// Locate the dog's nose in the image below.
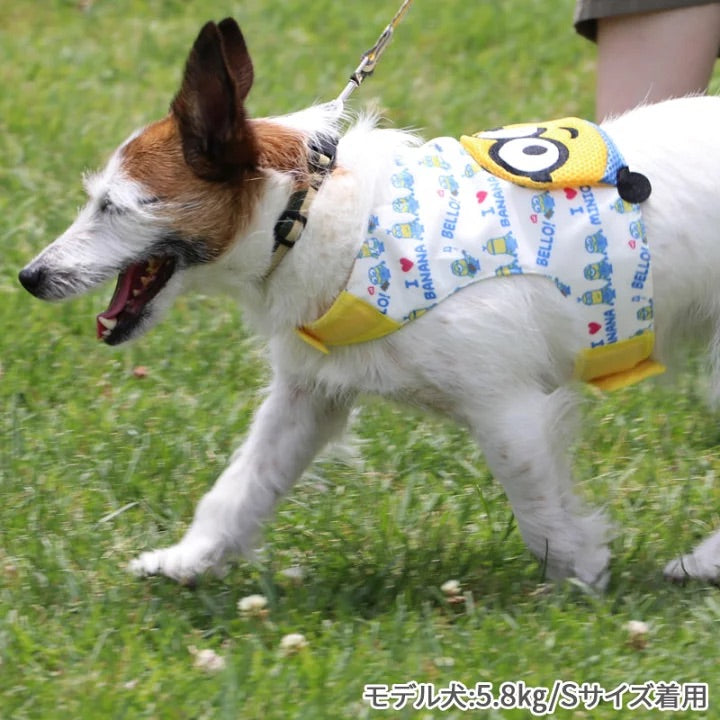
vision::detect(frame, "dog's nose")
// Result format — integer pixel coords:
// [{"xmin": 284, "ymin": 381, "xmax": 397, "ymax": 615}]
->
[{"xmin": 18, "ymin": 265, "xmax": 46, "ymax": 295}]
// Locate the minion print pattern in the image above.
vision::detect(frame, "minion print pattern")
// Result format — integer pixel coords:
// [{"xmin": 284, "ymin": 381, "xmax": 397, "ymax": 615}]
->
[{"xmin": 298, "ymin": 123, "xmax": 663, "ymax": 390}]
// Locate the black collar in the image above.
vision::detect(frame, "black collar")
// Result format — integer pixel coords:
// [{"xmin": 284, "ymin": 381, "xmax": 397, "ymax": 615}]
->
[{"xmin": 265, "ymin": 135, "xmax": 338, "ymax": 278}]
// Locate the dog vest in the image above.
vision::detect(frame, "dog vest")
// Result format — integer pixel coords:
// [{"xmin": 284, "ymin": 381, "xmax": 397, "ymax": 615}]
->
[{"xmin": 297, "ymin": 117, "xmax": 665, "ymax": 391}]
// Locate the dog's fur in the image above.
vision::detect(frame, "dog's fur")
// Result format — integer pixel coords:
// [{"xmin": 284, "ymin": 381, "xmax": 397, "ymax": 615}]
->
[{"xmin": 19, "ymin": 19, "xmax": 720, "ymax": 588}]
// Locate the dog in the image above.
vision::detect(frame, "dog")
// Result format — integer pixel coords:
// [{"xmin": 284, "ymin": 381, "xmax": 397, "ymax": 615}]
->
[{"xmin": 18, "ymin": 17, "xmax": 720, "ymax": 588}]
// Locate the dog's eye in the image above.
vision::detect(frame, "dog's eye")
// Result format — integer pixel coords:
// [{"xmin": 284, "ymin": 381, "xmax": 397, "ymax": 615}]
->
[
  {"xmin": 139, "ymin": 196, "xmax": 161, "ymax": 207},
  {"xmin": 98, "ymin": 195, "xmax": 120, "ymax": 214},
  {"xmin": 99, "ymin": 196, "xmax": 113, "ymax": 213}
]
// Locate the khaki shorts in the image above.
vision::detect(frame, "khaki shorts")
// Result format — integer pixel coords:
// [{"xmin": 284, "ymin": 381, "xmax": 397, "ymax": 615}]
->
[{"xmin": 574, "ymin": 0, "xmax": 720, "ymax": 40}]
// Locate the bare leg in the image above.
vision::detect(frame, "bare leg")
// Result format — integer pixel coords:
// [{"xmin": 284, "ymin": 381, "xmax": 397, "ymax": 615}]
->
[
  {"xmin": 596, "ymin": 5, "xmax": 720, "ymax": 120},
  {"xmin": 130, "ymin": 377, "xmax": 352, "ymax": 581}
]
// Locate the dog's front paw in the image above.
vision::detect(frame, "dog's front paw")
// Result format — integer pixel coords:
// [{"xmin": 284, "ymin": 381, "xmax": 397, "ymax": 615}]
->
[
  {"xmin": 129, "ymin": 537, "xmax": 227, "ymax": 582},
  {"xmin": 545, "ymin": 545, "xmax": 611, "ymax": 591},
  {"xmin": 574, "ymin": 554, "xmax": 611, "ymax": 592}
]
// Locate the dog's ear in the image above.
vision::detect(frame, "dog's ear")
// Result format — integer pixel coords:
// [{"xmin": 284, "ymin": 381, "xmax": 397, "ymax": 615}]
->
[
  {"xmin": 216, "ymin": 18, "xmax": 254, "ymax": 100},
  {"xmin": 171, "ymin": 18, "xmax": 257, "ymax": 181}
]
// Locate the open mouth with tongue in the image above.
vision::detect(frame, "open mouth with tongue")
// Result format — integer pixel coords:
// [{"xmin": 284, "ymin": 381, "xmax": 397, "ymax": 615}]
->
[{"xmin": 97, "ymin": 255, "xmax": 176, "ymax": 344}]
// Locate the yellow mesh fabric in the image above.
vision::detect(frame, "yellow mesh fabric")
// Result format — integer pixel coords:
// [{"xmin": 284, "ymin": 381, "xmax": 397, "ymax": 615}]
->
[{"xmin": 461, "ymin": 117, "xmax": 610, "ymax": 190}]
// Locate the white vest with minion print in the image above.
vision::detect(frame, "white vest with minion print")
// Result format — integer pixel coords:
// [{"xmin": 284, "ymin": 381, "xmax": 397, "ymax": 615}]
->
[{"xmin": 297, "ymin": 117, "xmax": 664, "ymax": 391}]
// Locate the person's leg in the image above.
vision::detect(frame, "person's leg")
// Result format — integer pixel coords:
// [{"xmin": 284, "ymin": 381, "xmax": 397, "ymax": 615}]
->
[{"xmin": 596, "ymin": 4, "xmax": 720, "ymax": 120}]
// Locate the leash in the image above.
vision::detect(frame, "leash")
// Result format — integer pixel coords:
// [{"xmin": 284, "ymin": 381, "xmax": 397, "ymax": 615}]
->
[
  {"xmin": 267, "ymin": 0, "xmax": 414, "ymax": 279},
  {"xmin": 335, "ymin": 0, "xmax": 415, "ymax": 107}
]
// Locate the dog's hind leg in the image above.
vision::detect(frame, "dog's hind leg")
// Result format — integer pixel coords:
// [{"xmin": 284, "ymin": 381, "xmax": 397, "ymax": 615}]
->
[
  {"xmin": 474, "ymin": 386, "xmax": 612, "ymax": 589},
  {"xmin": 661, "ymin": 322, "xmax": 720, "ymax": 583},
  {"xmin": 130, "ymin": 377, "xmax": 352, "ymax": 582},
  {"xmin": 664, "ymin": 530, "xmax": 720, "ymax": 583}
]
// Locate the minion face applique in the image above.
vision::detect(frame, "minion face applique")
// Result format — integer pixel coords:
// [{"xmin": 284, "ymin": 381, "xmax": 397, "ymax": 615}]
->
[{"xmin": 460, "ymin": 118, "xmax": 651, "ymax": 203}]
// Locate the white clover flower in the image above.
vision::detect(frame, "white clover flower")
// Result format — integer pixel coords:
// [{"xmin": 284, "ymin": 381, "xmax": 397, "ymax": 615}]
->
[
  {"xmin": 626, "ymin": 620, "xmax": 649, "ymax": 649},
  {"xmin": 626, "ymin": 619, "xmax": 649, "ymax": 635},
  {"xmin": 441, "ymin": 579, "xmax": 461, "ymax": 596},
  {"xmin": 280, "ymin": 632, "xmax": 308, "ymax": 653},
  {"xmin": 189, "ymin": 646, "xmax": 226, "ymax": 672},
  {"xmin": 280, "ymin": 565, "xmax": 305, "ymax": 583},
  {"xmin": 237, "ymin": 593, "xmax": 268, "ymax": 616}
]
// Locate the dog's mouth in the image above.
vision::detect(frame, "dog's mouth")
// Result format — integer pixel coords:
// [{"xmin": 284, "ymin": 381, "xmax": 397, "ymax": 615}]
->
[{"xmin": 97, "ymin": 255, "xmax": 176, "ymax": 344}]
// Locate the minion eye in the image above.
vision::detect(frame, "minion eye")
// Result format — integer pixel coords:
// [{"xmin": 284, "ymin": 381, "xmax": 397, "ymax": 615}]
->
[{"xmin": 488, "ymin": 136, "xmax": 569, "ymax": 182}]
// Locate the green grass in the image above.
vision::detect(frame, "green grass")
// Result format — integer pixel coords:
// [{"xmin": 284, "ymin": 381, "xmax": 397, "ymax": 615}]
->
[{"xmin": 2, "ymin": 1, "xmax": 720, "ymax": 718}]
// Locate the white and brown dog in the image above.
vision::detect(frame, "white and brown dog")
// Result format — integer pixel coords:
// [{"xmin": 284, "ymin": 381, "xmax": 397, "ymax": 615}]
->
[{"xmin": 19, "ymin": 18, "xmax": 720, "ymax": 587}]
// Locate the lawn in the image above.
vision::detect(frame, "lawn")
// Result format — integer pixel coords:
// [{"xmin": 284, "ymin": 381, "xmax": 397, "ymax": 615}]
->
[{"xmin": 2, "ymin": 1, "xmax": 720, "ymax": 718}]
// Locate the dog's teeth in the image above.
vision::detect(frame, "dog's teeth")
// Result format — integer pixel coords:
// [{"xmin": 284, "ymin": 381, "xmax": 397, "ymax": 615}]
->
[
  {"xmin": 102, "ymin": 329, "xmax": 111, "ymax": 339},
  {"xmin": 98, "ymin": 316, "xmax": 117, "ymax": 330},
  {"xmin": 140, "ymin": 275, "xmax": 153, "ymax": 287},
  {"xmin": 133, "ymin": 289, "xmax": 141, "ymax": 297}
]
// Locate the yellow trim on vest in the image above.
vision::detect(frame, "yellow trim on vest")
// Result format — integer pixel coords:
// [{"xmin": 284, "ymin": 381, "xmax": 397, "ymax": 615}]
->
[
  {"xmin": 591, "ymin": 358, "xmax": 666, "ymax": 391},
  {"xmin": 297, "ymin": 290, "xmax": 403, "ymax": 351},
  {"xmin": 574, "ymin": 332, "xmax": 666, "ymax": 390},
  {"xmin": 295, "ymin": 328, "xmax": 331, "ymax": 354},
  {"xmin": 298, "ymin": 294, "xmax": 665, "ymax": 391}
]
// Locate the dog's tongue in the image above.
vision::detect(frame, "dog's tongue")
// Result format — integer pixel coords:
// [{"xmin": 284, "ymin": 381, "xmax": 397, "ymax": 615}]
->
[
  {"xmin": 96, "ymin": 263, "xmax": 142, "ymax": 338},
  {"xmin": 96, "ymin": 256, "xmax": 177, "ymax": 340}
]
